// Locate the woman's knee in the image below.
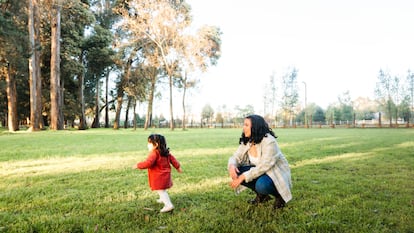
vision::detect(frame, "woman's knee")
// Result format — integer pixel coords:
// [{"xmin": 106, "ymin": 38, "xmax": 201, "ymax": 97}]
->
[{"xmin": 255, "ymin": 176, "xmax": 277, "ymax": 195}]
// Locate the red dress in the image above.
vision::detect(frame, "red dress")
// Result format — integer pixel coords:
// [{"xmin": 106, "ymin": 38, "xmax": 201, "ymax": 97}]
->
[{"xmin": 137, "ymin": 150, "xmax": 180, "ymax": 190}]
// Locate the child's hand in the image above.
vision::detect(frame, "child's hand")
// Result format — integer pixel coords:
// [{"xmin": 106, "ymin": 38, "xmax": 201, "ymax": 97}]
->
[
  {"xmin": 132, "ymin": 164, "xmax": 137, "ymax": 169},
  {"xmin": 177, "ymin": 167, "xmax": 183, "ymax": 173}
]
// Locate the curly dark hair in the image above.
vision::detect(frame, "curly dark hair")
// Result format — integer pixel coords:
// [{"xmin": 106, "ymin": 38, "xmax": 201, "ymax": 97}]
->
[
  {"xmin": 148, "ymin": 134, "xmax": 170, "ymax": 157},
  {"xmin": 239, "ymin": 114, "xmax": 277, "ymax": 145}
]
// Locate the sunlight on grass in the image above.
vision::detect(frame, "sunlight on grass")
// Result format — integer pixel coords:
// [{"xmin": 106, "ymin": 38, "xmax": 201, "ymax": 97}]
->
[
  {"xmin": 173, "ymin": 176, "xmax": 229, "ymax": 194},
  {"xmin": 0, "ymin": 147, "xmax": 233, "ymax": 179},
  {"xmin": 395, "ymin": 141, "xmax": 414, "ymax": 148},
  {"xmin": 291, "ymin": 152, "xmax": 374, "ymax": 168},
  {"xmin": 0, "ymin": 152, "xmax": 138, "ymax": 178},
  {"xmin": 100, "ymin": 176, "xmax": 230, "ymax": 205},
  {"xmin": 178, "ymin": 147, "xmax": 234, "ymax": 157}
]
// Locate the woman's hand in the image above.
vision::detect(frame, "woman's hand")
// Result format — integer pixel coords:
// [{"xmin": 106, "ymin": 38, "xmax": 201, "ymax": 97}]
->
[
  {"xmin": 228, "ymin": 165, "xmax": 239, "ymax": 180},
  {"xmin": 230, "ymin": 174, "xmax": 245, "ymax": 189}
]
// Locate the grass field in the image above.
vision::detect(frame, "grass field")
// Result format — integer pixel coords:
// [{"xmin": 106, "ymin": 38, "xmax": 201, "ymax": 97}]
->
[{"xmin": 0, "ymin": 128, "xmax": 413, "ymax": 233}]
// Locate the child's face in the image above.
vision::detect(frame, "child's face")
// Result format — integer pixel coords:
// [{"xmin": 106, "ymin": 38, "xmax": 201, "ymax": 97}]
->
[{"xmin": 147, "ymin": 142, "xmax": 155, "ymax": 151}]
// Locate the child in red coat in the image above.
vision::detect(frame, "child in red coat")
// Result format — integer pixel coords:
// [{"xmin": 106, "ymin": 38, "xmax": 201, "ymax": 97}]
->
[{"xmin": 134, "ymin": 134, "xmax": 182, "ymax": 213}]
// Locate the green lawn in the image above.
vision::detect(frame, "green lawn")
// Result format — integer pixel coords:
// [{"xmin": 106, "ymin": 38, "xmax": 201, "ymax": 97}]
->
[{"xmin": 0, "ymin": 128, "xmax": 413, "ymax": 233}]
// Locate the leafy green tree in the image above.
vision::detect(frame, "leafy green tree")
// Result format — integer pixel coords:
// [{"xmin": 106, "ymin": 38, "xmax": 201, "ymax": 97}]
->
[
  {"xmin": 297, "ymin": 103, "xmax": 325, "ymax": 126},
  {"xmin": 124, "ymin": 65, "xmax": 152, "ymax": 129},
  {"xmin": 325, "ymin": 104, "xmax": 342, "ymax": 126},
  {"xmin": 90, "ymin": 0, "xmax": 121, "ymax": 128},
  {"xmin": 84, "ymin": 25, "xmax": 114, "ymax": 128},
  {"xmin": 312, "ymin": 105, "xmax": 326, "ymax": 123},
  {"xmin": 0, "ymin": 0, "xmax": 28, "ymax": 131},
  {"xmin": 62, "ymin": 0, "xmax": 95, "ymax": 129}
]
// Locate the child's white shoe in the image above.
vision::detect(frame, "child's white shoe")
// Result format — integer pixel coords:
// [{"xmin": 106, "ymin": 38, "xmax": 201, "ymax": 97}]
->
[
  {"xmin": 160, "ymin": 205, "xmax": 174, "ymax": 213},
  {"xmin": 156, "ymin": 199, "xmax": 163, "ymax": 203}
]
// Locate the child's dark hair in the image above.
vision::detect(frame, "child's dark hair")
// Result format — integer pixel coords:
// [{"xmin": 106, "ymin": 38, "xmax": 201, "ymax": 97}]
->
[
  {"xmin": 148, "ymin": 134, "xmax": 170, "ymax": 157},
  {"xmin": 239, "ymin": 114, "xmax": 277, "ymax": 145}
]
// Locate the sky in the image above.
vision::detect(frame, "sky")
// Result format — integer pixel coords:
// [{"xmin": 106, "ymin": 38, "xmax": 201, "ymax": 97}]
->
[{"xmin": 175, "ymin": 0, "xmax": 414, "ymax": 117}]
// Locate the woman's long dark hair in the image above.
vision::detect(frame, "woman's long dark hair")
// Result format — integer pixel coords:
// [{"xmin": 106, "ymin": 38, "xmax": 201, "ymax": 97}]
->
[
  {"xmin": 239, "ymin": 114, "xmax": 277, "ymax": 145},
  {"xmin": 148, "ymin": 134, "xmax": 170, "ymax": 157}
]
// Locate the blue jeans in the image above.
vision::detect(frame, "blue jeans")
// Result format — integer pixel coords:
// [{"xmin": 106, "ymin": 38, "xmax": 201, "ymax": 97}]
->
[{"xmin": 238, "ymin": 165, "xmax": 279, "ymax": 196}]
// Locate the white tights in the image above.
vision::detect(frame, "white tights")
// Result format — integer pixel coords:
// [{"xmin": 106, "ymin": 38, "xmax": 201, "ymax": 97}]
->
[{"xmin": 156, "ymin": 190, "xmax": 173, "ymax": 208}]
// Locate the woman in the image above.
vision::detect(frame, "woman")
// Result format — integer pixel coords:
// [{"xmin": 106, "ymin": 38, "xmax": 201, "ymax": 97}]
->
[{"xmin": 228, "ymin": 114, "xmax": 292, "ymax": 209}]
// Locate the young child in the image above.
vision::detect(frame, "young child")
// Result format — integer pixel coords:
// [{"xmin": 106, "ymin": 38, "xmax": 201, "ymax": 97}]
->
[{"xmin": 133, "ymin": 134, "xmax": 182, "ymax": 213}]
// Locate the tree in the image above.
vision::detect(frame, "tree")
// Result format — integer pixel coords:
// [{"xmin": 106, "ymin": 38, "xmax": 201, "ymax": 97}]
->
[
  {"xmin": 375, "ymin": 69, "xmax": 396, "ymax": 127},
  {"xmin": 280, "ymin": 67, "xmax": 299, "ymax": 126},
  {"xmin": 124, "ymin": 65, "xmax": 151, "ymax": 129},
  {"xmin": 113, "ymin": 54, "xmax": 132, "ymax": 129},
  {"xmin": 297, "ymin": 103, "xmax": 323, "ymax": 126},
  {"xmin": 263, "ymin": 72, "xmax": 277, "ymax": 118},
  {"xmin": 143, "ymin": 66, "xmax": 159, "ymax": 130},
  {"xmin": 0, "ymin": 0, "xmax": 28, "ymax": 131},
  {"xmin": 178, "ymin": 25, "xmax": 221, "ymax": 130},
  {"xmin": 234, "ymin": 105, "xmax": 255, "ymax": 119},
  {"xmin": 325, "ymin": 104, "xmax": 341, "ymax": 126},
  {"xmin": 337, "ymin": 91, "xmax": 354, "ymax": 123},
  {"xmin": 84, "ymin": 25, "xmax": 114, "ymax": 128},
  {"xmin": 61, "ymin": 0, "xmax": 95, "ymax": 130},
  {"xmin": 201, "ymin": 104, "xmax": 214, "ymax": 127},
  {"xmin": 3, "ymin": 62, "xmax": 18, "ymax": 131},
  {"xmin": 49, "ymin": 0, "xmax": 63, "ymax": 130},
  {"xmin": 312, "ymin": 105, "xmax": 326, "ymax": 123},
  {"xmin": 117, "ymin": 0, "xmax": 192, "ymax": 130},
  {"xmin": 354, "ymin": 97, "xmax": 376, "ymax": 121},
  {"xmin": 28, "ymin": 0, "xmax": 43, "ymax": 131},
  {"xmin": 406, "ymin": 70, "xmax": 414, "ymax": 126},
  {"xmin": 90, "ymin": 0, "xmax": 119, "ymax": 128}
]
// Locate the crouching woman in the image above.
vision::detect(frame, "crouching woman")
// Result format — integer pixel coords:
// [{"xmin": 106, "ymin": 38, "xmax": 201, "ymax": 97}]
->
[{"xmin": 228, "ymin": 114, "xmax": 292, "ymax": 209}]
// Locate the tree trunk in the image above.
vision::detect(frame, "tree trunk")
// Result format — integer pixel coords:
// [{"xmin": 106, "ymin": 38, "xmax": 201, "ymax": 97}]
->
[
  {"xmin": 133, "ymin": 98, "xmax": 137, "ymax": 130},
  {"xmin": 168, "ymin": 74, "xmax": 174, "ymax": 130},
  {"xmin": 182, "ymin": 75, "xmax": 187, "ymax": 130},
  {"xmin": 5, "ymin": 63, "xmax": 18, "ymax": 132},
  {"xmin": 78, "ymin": 68, "xmax": 87, "ymax": 130},
  {"xmin": 114, "ymin": 59, "xmax": 132, "ymax": 129},
  {"xmin": 92, "ymin": 76, "xmax": 100, "ymax": 128},
  {"xmin": 50, "ymin": 1, "xmax": 63, "ymax": 130},
  {"xmin": 144, "ymin": 75, "xmax": 156, "ymax": 130},
  {"xmin": 113, "ymin": 87, "xmax": 123, "ymax": 130},
  {"xmin": 59, "ymin": 78, "xmax": 65, "ymax": 128},
  {"xmin": 124, "ymin": 96, "xmax": 131, "ymax": 128},
  {"xmin": 28, "ymin": 0, "xmax": 42, "ymax": 131},
  {"xmin": 105, "ymin": 70, "xmax": 109, "ymax": 128}
]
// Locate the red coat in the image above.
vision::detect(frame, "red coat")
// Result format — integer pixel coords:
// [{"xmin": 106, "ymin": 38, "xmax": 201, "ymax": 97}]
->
[{"xmin": 137, "ymin": 150, "xmax": 180, "ymax": 190}]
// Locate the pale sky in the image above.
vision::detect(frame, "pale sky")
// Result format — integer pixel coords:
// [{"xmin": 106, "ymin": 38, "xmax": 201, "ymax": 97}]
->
[{"xmin": 177, "ymin": 0, "xmax": 414, "ymax": 116}]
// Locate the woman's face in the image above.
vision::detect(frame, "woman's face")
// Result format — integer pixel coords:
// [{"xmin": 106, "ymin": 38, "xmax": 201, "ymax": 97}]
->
[{"xmin": 243, "ymin": 118, "xmax": 252, "ymax": 138}]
